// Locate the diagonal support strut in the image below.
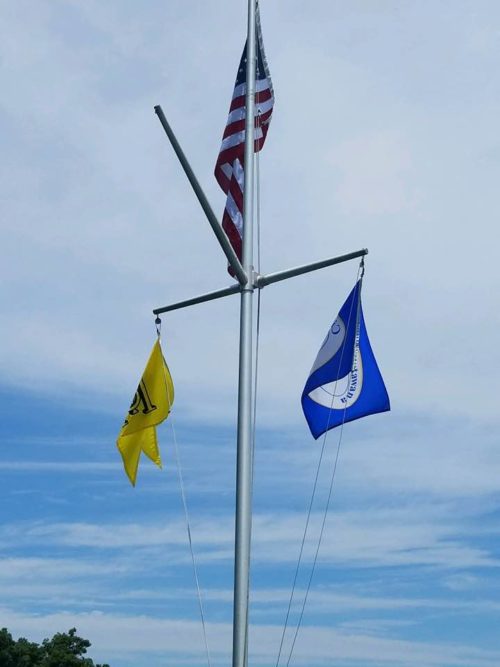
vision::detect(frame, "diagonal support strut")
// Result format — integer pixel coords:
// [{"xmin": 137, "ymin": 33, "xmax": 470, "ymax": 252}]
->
[{"xmin": 154, "ymin": 105, "xmax": 247, "ymax": 286}]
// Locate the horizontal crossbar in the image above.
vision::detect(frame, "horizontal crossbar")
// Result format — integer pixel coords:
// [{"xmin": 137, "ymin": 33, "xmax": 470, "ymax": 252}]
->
[
  {"xmin": 256, "ymin": 248, "xmax": 368, "ymax": 287},
  {"xmin": 153, "ymin": 284, "xmax": 241, "ymax": 315},
  {"xmin": 153, "ymin": 248, "xmax": 368, "ymax": 315}
]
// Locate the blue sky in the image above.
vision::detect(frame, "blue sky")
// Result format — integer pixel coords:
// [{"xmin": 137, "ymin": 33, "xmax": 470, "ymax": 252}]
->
[{"xmin": 1, "ymin": 1, "xmax": 500, "ymax": 665}]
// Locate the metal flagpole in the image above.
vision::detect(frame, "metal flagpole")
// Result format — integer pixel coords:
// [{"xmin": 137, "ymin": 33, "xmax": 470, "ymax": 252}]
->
[
  {"xmin": 152, "ymin": 4, "xmax": 370, "ymax": 666},
  {"xmin": 232, "ymin": 1, "xmax": 257, "ymax": 666}
]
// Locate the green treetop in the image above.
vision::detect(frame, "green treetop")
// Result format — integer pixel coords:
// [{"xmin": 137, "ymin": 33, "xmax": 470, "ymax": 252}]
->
[{"xmin": 0, "ymin": 628, "xmax": 110, "ymax": 667}]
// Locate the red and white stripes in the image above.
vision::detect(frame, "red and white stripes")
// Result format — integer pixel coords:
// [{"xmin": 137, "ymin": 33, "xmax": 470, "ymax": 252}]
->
[{"xmin": 214, "ymin": 5, "xmax": 274, "ymax": 274}]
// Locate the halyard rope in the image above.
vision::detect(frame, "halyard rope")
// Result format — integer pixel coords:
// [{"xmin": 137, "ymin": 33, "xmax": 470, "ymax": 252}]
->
[
  {"xmin": 276, "ymin": 261, "xmax": 364, "ymax": 667},
  {"xmin": 156, "ymin": 330, "xmax": 212, "ymax": 667},
  {"xmin": 170, "ymin": 416, "xmax": 212, "ymax": 667}
]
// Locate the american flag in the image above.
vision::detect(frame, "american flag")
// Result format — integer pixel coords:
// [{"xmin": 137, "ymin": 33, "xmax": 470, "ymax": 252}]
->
[{"xmin": 214, "ymin": 4, "xmax": 274, "ymax": 273}]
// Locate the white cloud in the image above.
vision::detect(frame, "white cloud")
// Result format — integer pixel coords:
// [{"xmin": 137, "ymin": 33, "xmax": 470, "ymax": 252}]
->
[
  {"xmin": 3, "ymin": 501, "xmax": 496, "ymax": 570},
  {"xmin": 0, "ymin": 461, "xmax": 116, "ymax": 472},
  {"xmin": 2, "ymin": 606, "xmax": 500, "ymax": 667},
  {"xmin": 0, "ymin": 556, "xmax": 126, "ymax": 580},
  {"xmin": 1, "ymin": 2, "xmax": 500, "ymax": 664},
  {"xmin": 329, "ymin": 130, "xmax": 418, "ymax": 216},
  {"xmin": 1, "ymin": 0, "xmax": 499, "ymax": 427}
]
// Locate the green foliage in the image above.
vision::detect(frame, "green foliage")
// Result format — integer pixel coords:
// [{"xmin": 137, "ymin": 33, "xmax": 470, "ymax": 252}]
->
[
  {"xmin": 0, "ymin": 628, "xmax": 110, "ymax": 667},
  {"xmin": 0, "ymin": 628, "xmax": 41, "ymax": 667}
]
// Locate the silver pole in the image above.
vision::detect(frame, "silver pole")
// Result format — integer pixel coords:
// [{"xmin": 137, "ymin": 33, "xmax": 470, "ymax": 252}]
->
[{"xmin": 232, "ymin": 1, "xmax": 257, "ymax": 666}]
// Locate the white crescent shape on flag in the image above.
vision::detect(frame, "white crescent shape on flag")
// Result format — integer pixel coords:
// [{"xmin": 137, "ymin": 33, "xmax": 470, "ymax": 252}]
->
[
  {"xmin": 309, "ymin": 316, "xmax": 346, "ymax": 374},
  {"xmin": 308, "ymin": 349, "xmax": 363, "ymax": 410}
]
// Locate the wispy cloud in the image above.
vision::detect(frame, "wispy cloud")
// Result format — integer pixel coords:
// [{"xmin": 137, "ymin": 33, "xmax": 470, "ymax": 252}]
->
[
  {"xmin": 2, "ymin": 502, "xmax": 497, "ymax": 570},
  {"xmin": 2, "ymin": 606, "xmax": 500, "ymax": 667},
  {"xmin": 0, "ymin": 462, "xmax": 117, "ymax": 472},
  {"xmin": 1, "ymin": 1, "xmax": 499, "ymax": 664}
]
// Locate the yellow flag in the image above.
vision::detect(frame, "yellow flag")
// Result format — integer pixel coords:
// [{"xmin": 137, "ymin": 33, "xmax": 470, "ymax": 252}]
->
[{"xmin": 117, "ymin": 339, "xmax": 174, "ymax": 485}]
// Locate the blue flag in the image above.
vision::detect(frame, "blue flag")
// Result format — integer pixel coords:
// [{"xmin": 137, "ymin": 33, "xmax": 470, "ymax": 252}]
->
[{"xmin": 302, "ymin": 281, "xmax": 390, "ymax": 439}]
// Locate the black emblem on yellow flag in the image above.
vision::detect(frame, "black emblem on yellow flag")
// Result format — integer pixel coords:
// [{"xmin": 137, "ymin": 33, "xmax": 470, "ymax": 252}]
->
[{"xmin": 129, "ymin": 380, "xmax": 157, "ymax": 416}]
